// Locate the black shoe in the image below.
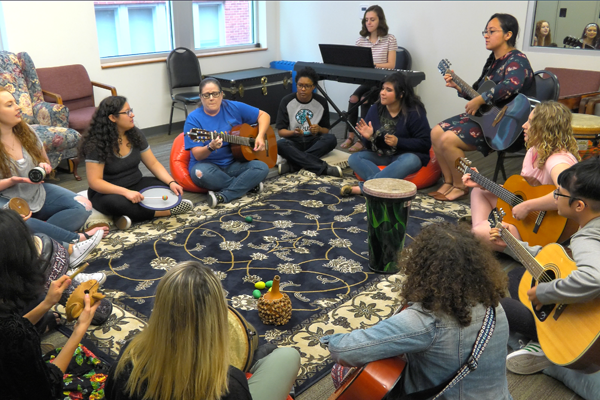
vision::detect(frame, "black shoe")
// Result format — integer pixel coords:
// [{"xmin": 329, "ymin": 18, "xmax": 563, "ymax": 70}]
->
[
  {"xmin": 208, "ymin": 191, "xmax": 226, "ymax": 208},
  {"xmin": 325, "ymin": 165, "xmax": 343, "ymax": 177},
  {"xmin": 249, "ymin": 182, "xmax": 264, "ymax": 194}
]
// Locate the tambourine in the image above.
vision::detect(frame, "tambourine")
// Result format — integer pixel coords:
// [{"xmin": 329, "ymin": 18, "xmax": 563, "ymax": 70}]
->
[
  {"xmin": 5, "ymin": 197, "xmax": 30, "ymax": 216},
  {"xmin": 139, "ymin": 186, "xmax": 182, "ymax": 211}
]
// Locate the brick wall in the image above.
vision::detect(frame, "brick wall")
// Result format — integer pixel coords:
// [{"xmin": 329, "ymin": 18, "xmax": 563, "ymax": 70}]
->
[{"xmin": 224, "ymin": 1, "xmax": 252, "ymax": 45}]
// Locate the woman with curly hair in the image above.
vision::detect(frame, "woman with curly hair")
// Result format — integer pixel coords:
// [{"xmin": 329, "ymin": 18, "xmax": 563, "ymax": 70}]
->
[
  {"xmin": 80, "ymin": 96, "xmax": 193, "ymax": 230},
  {"xmin": 106, "ymin": 261, "xmax": 300, "ymax": 400},
  {"xmin": 0, "ymin": 86, "xmax": 105, "ymax": 266},
  {"xmin": 462, "ymin": 101, "xmax": 580, "ymax": 251},
  {"xmin": 321, "ymin": 222, "xmax": 511, "ymax": 398}
]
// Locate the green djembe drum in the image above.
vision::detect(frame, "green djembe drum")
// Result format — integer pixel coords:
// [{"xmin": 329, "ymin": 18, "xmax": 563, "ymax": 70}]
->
[{"xmin": 363, "ymin": 178, "xmax": 417, "ymax": 273}]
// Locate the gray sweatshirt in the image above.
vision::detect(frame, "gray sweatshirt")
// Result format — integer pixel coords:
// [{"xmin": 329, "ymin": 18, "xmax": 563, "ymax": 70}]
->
[{"xmin": 503, "ymin": 216, "xmax": 600, "ymax": 304}]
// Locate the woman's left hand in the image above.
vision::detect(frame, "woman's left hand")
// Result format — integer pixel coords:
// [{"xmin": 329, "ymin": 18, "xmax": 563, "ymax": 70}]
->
[
  {"xmin": 254, "ymin": 136, "xmax": 266, "ymax": 152},
  {"xmin": 511, "ymin": 202, "xmax": 530, "ymax": 220},
  {"xmin": 465, "ymin": 96, "xmax": 485, "ymax": 116},
  {"xmin": 384, "ymin": 134, "xmax": 398, "ymax": 147},
  {"xmin": 39, "ymin": 162, "xmax": 52, "ymax": 174},
  {"xmin": 169, "ymin": 181, "xmax": 184, "ymax": 196}
]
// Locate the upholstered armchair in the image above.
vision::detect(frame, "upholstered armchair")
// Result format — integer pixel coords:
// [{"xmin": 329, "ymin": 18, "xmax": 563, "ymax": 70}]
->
[{"xmin": 0, "ymin": 51, "xmax": 82, "ymax": 180}]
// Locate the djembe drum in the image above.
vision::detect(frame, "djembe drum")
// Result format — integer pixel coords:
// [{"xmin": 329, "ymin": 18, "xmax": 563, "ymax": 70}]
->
[
  {"xmin": 571, "ymin": 113, "xmax": 600, "ymax": 160},
  {"xmin": 363, "ymin": 178, "xmax": 417, "ymax": 274},
  {"xmin": 228, "ymin": 305, "xmax": 258, "ymax": 372}
]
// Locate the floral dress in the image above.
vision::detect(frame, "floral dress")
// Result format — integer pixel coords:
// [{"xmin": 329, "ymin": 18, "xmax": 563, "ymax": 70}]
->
[{"xmin": 438, "ymin": 50, "xmax": 534, "ymax": 156}]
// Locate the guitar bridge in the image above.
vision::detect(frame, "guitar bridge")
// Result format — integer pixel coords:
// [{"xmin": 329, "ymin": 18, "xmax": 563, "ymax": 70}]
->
[
  {"xmin": 553, "ymin": 304, "xmax": 567, "ymax": 320},
  {"xmin": 533, "ymin": 211, "xmax": 545, "ymax": 234}
]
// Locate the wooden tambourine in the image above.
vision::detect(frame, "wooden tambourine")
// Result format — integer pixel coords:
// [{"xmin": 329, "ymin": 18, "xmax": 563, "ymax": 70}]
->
[{"xmin": 6, "ymin": 197, "xmax": 30, "ymax": 216}]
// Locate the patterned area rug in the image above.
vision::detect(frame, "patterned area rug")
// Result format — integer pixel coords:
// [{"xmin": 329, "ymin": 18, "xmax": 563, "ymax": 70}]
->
[{"xmin": 56, "ymin": 171, "xmax": 470, "ymax": 394}]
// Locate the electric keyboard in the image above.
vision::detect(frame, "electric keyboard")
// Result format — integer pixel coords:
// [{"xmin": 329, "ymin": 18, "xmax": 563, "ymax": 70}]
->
[{"xmin": 294, "ymin": 61, "xmax": 426, "ymax": 87}]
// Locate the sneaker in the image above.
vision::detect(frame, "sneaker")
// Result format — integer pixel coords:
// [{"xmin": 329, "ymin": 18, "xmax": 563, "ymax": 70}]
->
[
  {"xmin": 69, "ymin": 272, "xmax": 107, "ymax": 288},
  {"xmin": 115, "ymin": 215, "xmax": 132, "ymax": 230},
  {"xmin": 340, "ymin": 185, "xmax": 354, "ymax": 197},
  {"xmin": 69, "ymin": 230, "xmax": 103, "ymax": 268},
  {"xmin": 208, "ymin": 191, "xmax": 225, "ymax": 208},
  {"xmin": 249, "ymin": 182, "xmax": 264, "ymax": 194},
  {"xmin": 326, "ymin": 165, "xmax": 343, "ymax": 177},
  {"xmin": 506, "ymin": 341, "xmax": 553, "ymax": 374},
  {"xmin": 170, "ymin": 199, "xmax": 193, "ymax": 215}
]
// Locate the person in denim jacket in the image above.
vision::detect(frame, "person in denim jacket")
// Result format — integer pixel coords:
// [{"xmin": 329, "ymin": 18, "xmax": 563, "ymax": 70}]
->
[{"xmin": 321, "ymin": 222, "xmax": 512, "ymax": 399}]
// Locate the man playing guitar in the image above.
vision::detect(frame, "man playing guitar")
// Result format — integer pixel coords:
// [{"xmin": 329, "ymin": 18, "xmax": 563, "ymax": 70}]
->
[{"xmin": 492, "ymin": 157, "xmax": 600, "ymax": 381}]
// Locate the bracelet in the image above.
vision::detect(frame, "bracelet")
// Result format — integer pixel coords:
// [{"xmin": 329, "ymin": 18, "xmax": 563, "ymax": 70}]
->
[
  {"xmin": 207, "ymin": 144, "xmax": 215, "ymax": 152},
  {"xmin": 168, "ymin": 180, "xmax": 176, "ymax": 186}
]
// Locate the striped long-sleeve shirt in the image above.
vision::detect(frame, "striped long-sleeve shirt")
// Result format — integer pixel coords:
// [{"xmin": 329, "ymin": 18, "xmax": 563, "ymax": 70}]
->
[{"xmin": 355, "ymin": 34, "xmax": 397, "ymax": 65}]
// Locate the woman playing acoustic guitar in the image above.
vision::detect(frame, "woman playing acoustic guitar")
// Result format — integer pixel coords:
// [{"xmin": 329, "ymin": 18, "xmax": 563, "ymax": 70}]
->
[
  {"xmin": 322, "ymin": 222, "xmax": 511, "ymax": 399},
  {"xmin": 463, "ymin": 101, "xmax": 580, "ymax": 252},
  {"xmin": 184, "ymin": 78, "xmax": 270, "ymax": 208},
  {"xmin": 429, "ymin": 13, "xmax": 534, "ymax": 201}
]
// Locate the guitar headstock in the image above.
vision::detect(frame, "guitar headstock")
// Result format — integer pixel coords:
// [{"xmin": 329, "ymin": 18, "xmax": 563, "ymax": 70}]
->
[
  {"xmin": 186, "ymin": 128, "xmax": 218, "ymax": 142},
  {"xmin": 563, "ymin": 35, "xmax": 582, "ymax": 48},
  {"xmin": 454, "ymin": 157, "xmax": 472, "ymax": 174},
  {"xmin": 438, "ymin": 59, "xmax": 452, "ymax": 75},
  {"xmin": 488, "ymin": 208, "xmax": 506, "ymax": 230}
]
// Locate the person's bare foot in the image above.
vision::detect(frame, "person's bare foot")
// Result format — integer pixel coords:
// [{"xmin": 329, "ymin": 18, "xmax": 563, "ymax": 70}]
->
[
  {"xmin": 434, "ymin": 186, "xmax": 469, "ymax": 201},
  {"xmin": 78, "ymin": 225, "xmax": 109, "ymax": 241},
  {"xmin": 428, "ymin": 182, "xmax": 452, "ymax": 197}
]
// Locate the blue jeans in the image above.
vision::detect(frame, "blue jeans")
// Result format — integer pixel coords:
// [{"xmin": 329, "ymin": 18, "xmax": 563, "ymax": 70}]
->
[
  {"xmin": 348, "ymin": 151, "xmax": 422, "ymax": 191},
  {"xmin": 190, "ymin": 160, "xmax": 269, "ymax": 202},
  {"xmin": 0, "ymin": 183, "xmax": 90, "ymax": 244},
  {"xmin": 277, "ymin": 134, "xmax": 337, "ymax": 175}
]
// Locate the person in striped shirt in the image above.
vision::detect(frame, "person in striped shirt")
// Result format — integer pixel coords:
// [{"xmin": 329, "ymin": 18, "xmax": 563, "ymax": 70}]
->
[{"xmin": 342, "ymin": 5, "xmax": 397, "ymax": 153}]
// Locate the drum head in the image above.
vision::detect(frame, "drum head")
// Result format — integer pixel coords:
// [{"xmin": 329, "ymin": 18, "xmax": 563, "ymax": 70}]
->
[
  {"xmin": 8, "ymin": 197, "xmax": 30, "ymax": 216},
  {"xmin": 363, "ymin": 178, "xmax": 417, "ymax": 199},
  {"xmin": 228, "ymin": 306, "xmax": 253, "ymax": 372},
  {"xmin": 139, "ymin": 186, "xmax": 182, "ymax": 211}
]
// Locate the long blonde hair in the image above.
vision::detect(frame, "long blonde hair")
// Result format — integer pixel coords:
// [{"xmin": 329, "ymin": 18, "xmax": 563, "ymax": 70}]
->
[
  {"xmin": 0, "ymin": 86, "xmax": 45, "ymax": 177},
  {"xmin": 114, "ymin": 261, "xmax": 230, "ymax": 400},
  {"xmin": 526, "ymin": 101, "xmax": 580, "ymax": 167}
]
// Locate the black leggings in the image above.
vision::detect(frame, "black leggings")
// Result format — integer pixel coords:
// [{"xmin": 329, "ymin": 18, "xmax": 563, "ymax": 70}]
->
[
  {"xmin": 88, "ymin": 177, "xmax": 165, "ymax": 223},
  {"xmin": 500, "ymin": 267, "xmax": 538, "ymax": 341},
  {"xmin": 347, "ymin": 84, "xmax": 380, "ymax": 132}
]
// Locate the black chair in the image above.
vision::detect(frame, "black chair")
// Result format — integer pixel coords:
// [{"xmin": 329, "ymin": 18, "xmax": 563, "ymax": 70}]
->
[
  {"xmin": 492, "ymin": 70, "xmax": 560, "ymax": 182},
  {"xmin": 166, "ymin": 47, "xmax": 202, "ymax": 135},
  {"xmin": 395, "ymin": 46, "xmax": 412, "ymax": 70}
]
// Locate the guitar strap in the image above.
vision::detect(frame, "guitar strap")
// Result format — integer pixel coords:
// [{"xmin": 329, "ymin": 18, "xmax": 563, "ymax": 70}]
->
[{"xmin": 392, "ymin": 306, "xmax": 497, "ymax": 400}]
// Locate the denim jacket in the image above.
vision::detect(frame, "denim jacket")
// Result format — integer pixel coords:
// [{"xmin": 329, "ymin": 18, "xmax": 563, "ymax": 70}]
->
[{"xmin": 320, "ymin": 303, "xmax": 512, "ymax": 399}]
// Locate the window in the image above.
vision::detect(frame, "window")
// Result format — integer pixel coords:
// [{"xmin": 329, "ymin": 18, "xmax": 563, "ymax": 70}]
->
[{"xmin": 93, "ymin": 1, "xmax": 257, "ymax": 61}]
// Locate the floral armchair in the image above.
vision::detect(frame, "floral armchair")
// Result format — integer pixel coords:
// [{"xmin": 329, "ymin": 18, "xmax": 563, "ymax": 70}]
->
[{"xmin": 0, "ymin": 51, "xmax": 82, "ymax": 180}]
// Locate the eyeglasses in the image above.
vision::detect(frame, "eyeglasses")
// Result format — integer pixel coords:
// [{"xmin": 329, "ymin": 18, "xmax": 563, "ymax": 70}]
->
[
  {"xmin": 201, "ymin": 91, "xmax": 222, "ymax": 99},
  {"xmin": 297, "ymin": 84, "xmax": 314, "ymax": 90},
  {"xmin": 117, "ymin": 109, "xmax": 134, "ymax": 117},
  {"xmin": 553, "ymin": 189, "xmax": 587, "ymax": 206},
  {"xmin": 481, "ymin": 29, "xmax": 503, "ymax": 37}
]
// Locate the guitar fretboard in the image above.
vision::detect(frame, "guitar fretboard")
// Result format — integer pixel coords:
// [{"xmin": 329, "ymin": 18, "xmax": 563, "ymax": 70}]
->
[
  {"xmin": 189, "ymin": 129, "xmax": 254, "ymax": 147},
  {"xmin": 496, "ymin": 221, "xmax": 546, "ymax": 281},
  {"xmin": 460, "ymin": 166, "xmax": 522, "ymax": 207},
  {"xmin": 445, "ymin": 70, "xmax": 480, "ymax": 100}
]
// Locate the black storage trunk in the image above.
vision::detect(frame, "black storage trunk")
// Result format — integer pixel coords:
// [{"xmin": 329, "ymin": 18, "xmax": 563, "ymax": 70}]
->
[{"xmin": 206, "ymin": 68, "xmax": 293, "ymax": 122}]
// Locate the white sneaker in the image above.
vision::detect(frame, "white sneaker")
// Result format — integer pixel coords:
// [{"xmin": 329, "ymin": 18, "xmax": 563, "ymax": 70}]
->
[
  {"xmin": 506, "ymin": 341, "xmax": 553, "ymax": 374},
  {"xmin": 69, "ymin": 272, "xmax": 107, "ymax": 288},
  {"xmin": 69, "ymin": 230, "xmax": 103, "ymax": 268}
]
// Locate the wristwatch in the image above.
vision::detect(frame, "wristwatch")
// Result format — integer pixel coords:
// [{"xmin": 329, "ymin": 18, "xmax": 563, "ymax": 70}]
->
[{"xmin": 207, "ymin": 145, "xmax": 215, "ymax": 152}]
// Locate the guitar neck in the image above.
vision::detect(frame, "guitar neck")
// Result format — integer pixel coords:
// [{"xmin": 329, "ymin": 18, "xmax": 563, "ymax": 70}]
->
[
  {"xmin": 216, "ymin": 133, "xmax": 253, "ymax": 146},
  {"xmin": 466, "ymin": 170, "xmax": 521, "ymax": 207},
  {"xmin": 448, "ymin": 70, "xmax": 480, "ymax": 99},
  {"xmin": 496, "ymin": 222, "xmax": 545, "ymax": 281}
]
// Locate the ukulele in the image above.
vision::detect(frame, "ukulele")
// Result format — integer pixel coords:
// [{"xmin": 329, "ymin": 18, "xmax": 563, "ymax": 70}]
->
[
  {"xmin": 438, "ymin": 59, "xmax": 530, "ymax": 151},
  {"xmin": 489, "ymin": 209, "xmax": 600, "ymax": 373},
  {"xmin": 186, "ymin": 123, "xmax": 278, "ymax": 168},
  {"xmin": 456, "ymin": 157, "xmax": 577, "ymax": 247}
]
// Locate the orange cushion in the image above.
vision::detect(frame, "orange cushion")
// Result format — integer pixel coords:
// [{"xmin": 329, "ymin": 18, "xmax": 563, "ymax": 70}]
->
[
  {"xmin": 354, "ymin": 148, "xmax": 441, "ymax": 189},
  {"xmin": 169, "ymin": 133, "xmax": 207, "ymax": 193}
]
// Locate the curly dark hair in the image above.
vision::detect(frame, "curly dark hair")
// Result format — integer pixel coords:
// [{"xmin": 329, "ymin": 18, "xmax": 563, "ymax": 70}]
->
[
  {"xmin": 0, "ymin": 209, "xmax": 45, "ymax": 314},
  {"xmin": 399, "ymin": 222, "xmax": 507, "ymax": 326},
  {"xmin": 383, "ymin": 72, "xmax": 426, "ymax": 118},
  {"xmin": 295, "ymin": 66, "xmax": 319, "ymax": 86},
  {"xmin": 79, "ymin": 96, "xmax": 143, "ymax": 162}
]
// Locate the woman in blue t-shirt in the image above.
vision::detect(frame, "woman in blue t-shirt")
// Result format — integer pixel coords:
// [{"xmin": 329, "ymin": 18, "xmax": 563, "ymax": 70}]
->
[
  {"xmin": 183, "ymin": 78, "xmax": 270, "ymax": 208},
  {"xmin": 81, "ymin": 96, "xmax": 192, "ymax": 230}
]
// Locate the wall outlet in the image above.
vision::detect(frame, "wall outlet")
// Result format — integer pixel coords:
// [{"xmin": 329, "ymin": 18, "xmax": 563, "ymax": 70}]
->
[{"xmin": 360, "ymin": 3, "xmax": 369, "ymax": 19}]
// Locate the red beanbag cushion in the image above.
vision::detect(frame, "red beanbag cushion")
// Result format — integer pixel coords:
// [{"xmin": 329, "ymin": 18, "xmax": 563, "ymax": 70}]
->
[
  {"xmin": 354, "ymin": 147, "xmax": 441, "ymax": 189},
  {"xmin": 169, "ymin": 133, "xmax": 208, "ymax": 193}
]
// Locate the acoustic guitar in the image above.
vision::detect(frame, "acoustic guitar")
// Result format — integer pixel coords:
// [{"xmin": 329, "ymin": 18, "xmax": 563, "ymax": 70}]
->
[
  {"xmin": 186, "ymin": 123, "xmax": 278, "ymax": 168},
  {"xmin": 327, "ymin": 356, "xmax": 406, "ymax": 400},
  {"xmin": 456, "ymin": 157, "xmax": 577, "ymax": 246},
  {"xmin": 563, "ymin": 35, "xmax": 585, "ymax": 48},
  {"xmin": 437, "ymin": 59, "xmax": 530, "ymax": 151},
  {"xmin": 489, "ymin": 209, "xmax": 600, "ymax": 373}
]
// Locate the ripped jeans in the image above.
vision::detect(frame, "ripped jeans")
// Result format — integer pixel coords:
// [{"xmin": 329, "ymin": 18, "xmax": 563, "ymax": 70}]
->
[{"xmin": 0, "ymin": 183, "xmax": 91, "ymax": 244}]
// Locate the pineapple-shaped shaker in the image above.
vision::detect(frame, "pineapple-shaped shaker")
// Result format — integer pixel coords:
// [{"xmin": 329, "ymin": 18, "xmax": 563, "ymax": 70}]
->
[{"xmin": 257, "ymin": 275, "xmax": 292, "ymax": 325}]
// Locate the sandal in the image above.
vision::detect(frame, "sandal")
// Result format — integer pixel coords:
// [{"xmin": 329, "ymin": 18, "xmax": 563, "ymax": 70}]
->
[
  {"xmin": 340, "ymin": 137, "xmax": 355, "ymax": 149},
  {"xmin": 348, "ymin": 141, "xmax": 364, "ymax": 152},
  {"xmin": 433, "ymin": 186, "xmax": 470, "ymax": 201},
  {"xmin": 427, "ymin": 182, "xmax": 453, "ymax": 197}
]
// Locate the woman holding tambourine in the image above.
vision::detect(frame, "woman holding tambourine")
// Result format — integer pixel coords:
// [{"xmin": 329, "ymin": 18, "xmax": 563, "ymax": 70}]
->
[{"xmin": 80, "ymin": 96, "xmax": 193, "ymax": 230}]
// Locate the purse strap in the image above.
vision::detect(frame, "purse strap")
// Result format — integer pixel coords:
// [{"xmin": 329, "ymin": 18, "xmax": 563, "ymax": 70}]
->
[{"xmin": 394, "ymin": 306, "xmax": 496, "ymax": 400}]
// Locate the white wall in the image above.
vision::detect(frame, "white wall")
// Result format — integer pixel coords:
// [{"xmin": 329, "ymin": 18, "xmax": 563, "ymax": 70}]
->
[
  {"xmin": 2, "ymin": 1, "xmax": 599, "ymax": 130},
  {"xmin": 279, "ymin": 1, "xmax": 600, "ymax": 127},
  {"xmin": 1, "ymin": 1, "xmax": 281, "ymax": 129}
]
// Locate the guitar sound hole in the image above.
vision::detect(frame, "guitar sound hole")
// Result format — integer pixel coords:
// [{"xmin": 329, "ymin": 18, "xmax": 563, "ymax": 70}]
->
[
  {"xmin": 530, "ymin": 272, "xmax": 556, "ymax": 322},
  {"xmin": 512, "ymin": 195, "xmax": 524, "ymax": 208}
]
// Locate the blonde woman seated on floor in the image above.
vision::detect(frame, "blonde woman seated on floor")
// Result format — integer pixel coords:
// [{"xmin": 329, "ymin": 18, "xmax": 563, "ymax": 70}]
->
[{"xmin": 105, "ymin": 261, "xmax": 301, "ymax": 400}]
